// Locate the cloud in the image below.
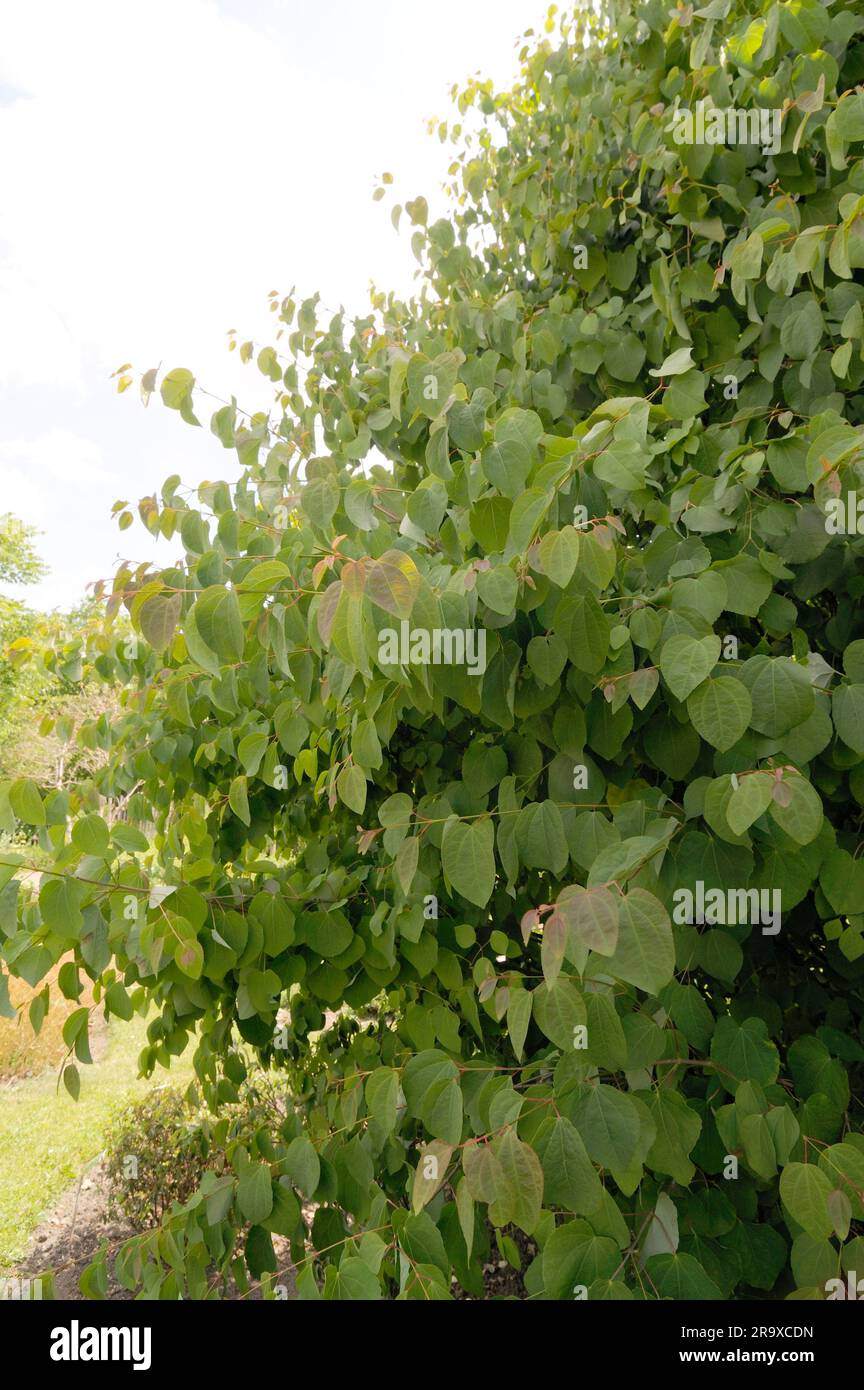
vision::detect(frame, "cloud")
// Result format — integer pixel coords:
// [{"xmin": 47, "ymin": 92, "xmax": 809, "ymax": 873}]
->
[{"xmin": 0, "ymin": 0, "xmax": 547, "ymax": 610}]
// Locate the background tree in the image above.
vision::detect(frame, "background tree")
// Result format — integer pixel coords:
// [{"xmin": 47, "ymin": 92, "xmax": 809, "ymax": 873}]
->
[
  {"xmin": 0, "ymin": 513, "xmax": 47, "ymax": 588},
  {"xmin": 5, "ymin": 0, "xmax": 864, "ymax": 1300},
  {"xmin": 0, "ymin": 514, "xmax": 47, "ymax": 770},
  {"xmin": 1, "ymin": 556, "xmax": 117, "ymax": 795}
]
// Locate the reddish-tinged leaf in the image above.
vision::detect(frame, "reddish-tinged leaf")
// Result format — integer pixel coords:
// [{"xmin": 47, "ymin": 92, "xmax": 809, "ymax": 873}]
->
[{"xmin": 555, "ymin": 885, "xmax": 619, "ymax": 957}]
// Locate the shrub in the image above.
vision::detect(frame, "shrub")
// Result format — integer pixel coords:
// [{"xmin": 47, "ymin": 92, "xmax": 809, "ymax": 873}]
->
[
  {"xmin": 5, "ymin": 0, "xmax": 864, "ymax": 1300},
  {"xmin": 103, "ymin": 1076, "xmax": 285, "ymax": 1233},
  {"xmin": 103, "ymin": 1088, "xmax": 214, "ymax": 1229}
]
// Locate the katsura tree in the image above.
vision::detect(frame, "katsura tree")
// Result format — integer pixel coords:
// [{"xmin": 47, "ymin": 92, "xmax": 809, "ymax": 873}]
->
[{"xmin": 5, "ymin": 0, "xmax": 864, "ymax": 1300}]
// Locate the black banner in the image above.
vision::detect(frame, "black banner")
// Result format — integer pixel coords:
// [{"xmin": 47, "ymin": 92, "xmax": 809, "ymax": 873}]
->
[{"xmin": 4, "ymin": 1295, "xmax": 859, "ymax": 1376}]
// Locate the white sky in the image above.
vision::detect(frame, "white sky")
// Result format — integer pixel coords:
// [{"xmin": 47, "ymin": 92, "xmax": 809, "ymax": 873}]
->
[{"xmin": 0, "ymin": 0, "xmax": 548, "ymax": 610}]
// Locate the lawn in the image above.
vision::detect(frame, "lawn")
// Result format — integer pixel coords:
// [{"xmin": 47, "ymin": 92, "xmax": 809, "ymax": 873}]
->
[{"xmin": 0, "ymin": 1013, "xmax": 194, "ymax": 1268}]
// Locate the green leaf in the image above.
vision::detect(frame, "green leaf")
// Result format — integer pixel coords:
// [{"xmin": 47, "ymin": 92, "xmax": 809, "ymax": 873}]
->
[
  {"xmin": 161, "ymin": 368, "xmax": 198, "ymax": 423},
  {"xmin": 710, "ymin": 1016, "xmax": 780, "ymax": 1095},
  {"xmin": 537, "ymin": 1116, "xmax": 603, "ymax": 1214},
  {"xmin": 487, "ymin": 1127, "xmax": 544, "ymax": 1234},
  {"xmin": 569, "ymin": 1085, "xmax": 642, "ymax": 1170},
  {"xmin": 284, "ymin": 1136, "xmax": 320, "ymax": 1197},
  {"xmin": 366, "ymin": 1068, "xmax": 400, "ymax": 1134},
  {"xmin": 818, "ymin": 1144, "xmax": 864, "ymax": 1221},
  {"xmin": 246, "ymin": 1225, "xmax": 278, "ymax": 1279},
  {"xmin": 768, "ymin": 774, "xmax": 823, "ymax": 845},
  {"xmin": 541, "ymin": 910, "xmax": 567, "ymax": 987},
  {"xmin": 644, "ymin": 1253, "xmax": 722, "ymax": 1299},
  {"xmin": 481, "ymin": 439, "xmax": 531, "ymax": 498},
  {"xmin": 532, "ymin": 979, "xmax": 586, "ymax": 1050},
  {"xmin": 139, "ymin": 591, "xmax": 181, "ymax": 653},
  {"xmin": 238, "ymin": 1163, "xmax": 274, "ymax": 1224},
  {"xmin": 111, "ymin": 824, "xmax": 149, "ymax": 854},
  {"xmin": 543, "ymin": 1222, "xmax": 618, "ymax": 1295},
  {"xmin": 537, "ymin": 528, "xmax": 580, "ymax": 588},
  {"xmin": 604, "ymin": 334, "xmax": 646, "ymax": 382},
  {"xmin": 194, "ymin": 586, "xmax": 245, "ymax": 664},
  {"xmin": 182, "ymin": 603, "xmax": 220, "ymax": 674},
  {"xmin": 650, "ymin": 346, "xmax": 694, "ymax": 377},
  {"xmin": 337, "ymin": 764, "xmax": 367, "ymax": 815},
  {"xmin": 477, "ymin": 565, "xmax": 518, "ymax": 615},
  {"xmin": 39, "ymin": 876, "xmax": 85, "ymax": 937},
  {"xmin": 665, "ymin": 369, "xmax": 707, "ymax": 420},
  {"xmin": 456, "ymin": 1179, "xmax": 474, "ymax": 1262},
  {"xmin": 554, "ymin": 593, "xmax": 610, "ymax": 674},
  {"xmin": 658, "ymin": 635, "xmax": 721, "ymax": 701},
  {"xmin": 507, "ymin": 488, "xmax": 551, "ymax": 553},
  {"xmin": 301, "ymin": 476, "xmax": 339, "ymax": 530},
  {"xmin": 642, "ymin": 1089, "xmax": 701, "ymax": 1184},
  {"xmin": 780, "ymin": 1163, "xmax": 834, "ymax": 1240},
  {"xmin": 714, "ymin": 556, "xmax": 772, "ymax": 618},
  {"xmin": 820, "ymin": 848, "xmax": 864, "ymax": 916},
  {"xmin": 687, "ymin": 677, "xmax": 752, "ymax": 751},
  {"xmin": 584, "ymin": 992, "xmax": 628, "ymax": 1070},
  {"xmin": 526, "ymin": 633, "xmax": 568, "ymax": 685},
  {"xmin": 399, "ymin": 1210, "xmax": 450, "ymax": 1281},
  {"xmin": 726, "ymin": 771, "xmax": 774, "ymax": 835},
  {"xmin": 506, "ymin": 987, "xmax": 532, "ymax": 1061},
  {"xmin": 554, "ymin": 884, "xmax": 619, "ymax": 957},
  {"xmin": 739, "ymin": 656, "xmax": 814, "ymax": 736},
  {"xmin": 395, "ymin": 835, "xmax": 420, "ymax": 894},
  {"xmin": 832, "ymin": 685, "xmax": 864, "ymax": 754},
  {"xmin": 0, "ymin": 971, "xmax": 16, "ymax": 1020},
  {"xmin": 406, "ymin": 476, "xmax": 448, "ymax": 533},
  {"xmin": 62, "ymin": 1005, "xmax": 89, "ymax": 1051},
  {"xmin": 352, "ymin": 719, "xmax": 382, "ymax": 770},
  {"xmin": 71, "ymin": 814, "xmax": 110, "ymax": 858},
  {"xmin": 441, "ymin": 818, "xmax": 496, "ymax": 907},
  {"xmin": 174, "ymin": 937, "xmax": 204, "ymax": 979},
  {"xmin": 228, "ymin": 775, "xmax": 250, "ymax": 826},
  {"xmin": 832, "ymin": 92, "xmax": 864, "ymax": 142},
  {"xmin": 406, "ymin": 353, "xmax": 458, "ymax": 418},
  {"xmin": 9, "ymin": 779, "xmax": 45, "ymax": 826},
  {"xmin": 248, "ymin": 892, "xmax": 294, "ymax": 954},
  {"xmin": 327, "ymin": 1256, "xmax": 381, "ymax": 1301},
  {"xmin": 63, "ymin": 1063, "xmax": 80, "ymax": 1101},
  {"xmin": 515, "ymin": 801, "xmax": 568, "ymax": 874},
  {"xmin": 237, "ymin": 732, "xmax": 269, "ymax": 777},
  {"xmin": 495, "ymin": 406, "xmax": 543, "ymax": 454},
  {"xmin": 105, "ymin": 981, "xmax": 133, "ymax": 1021},
  {"xmin": 236, "ymin": 561, "xmax": 292, "ymax": 620},
  {"xmin": 607, "ymin": 889, "xmax": 674, "ymax": 994},
  {"xmin": 411, "ymin": 1140, "xmax": 453, "ymax": 1212},
  {"xmin": 365, "ymin": 550, "xmax": 420, "ymax": 619}
]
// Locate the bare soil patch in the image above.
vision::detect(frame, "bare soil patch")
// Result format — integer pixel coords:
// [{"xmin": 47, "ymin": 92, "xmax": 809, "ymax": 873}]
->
[
  {"xmin": 16, "ymin": 1159, "xmax": 136, "ymax": 1300},
  {"xmin": 15, "ymin": 1159, "xmax": 298, "ymax": 1301}
]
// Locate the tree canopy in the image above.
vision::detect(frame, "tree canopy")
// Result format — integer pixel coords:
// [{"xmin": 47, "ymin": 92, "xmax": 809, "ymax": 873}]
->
[{"xmin": 5, "ymin": 0, "xmax": 864, "ymax": 1300}]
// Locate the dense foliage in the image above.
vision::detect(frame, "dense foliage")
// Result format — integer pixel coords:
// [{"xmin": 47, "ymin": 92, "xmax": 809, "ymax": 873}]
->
[{"xmin": 5, "ymin": 0, "xmax": 864, "ymax": 1299}]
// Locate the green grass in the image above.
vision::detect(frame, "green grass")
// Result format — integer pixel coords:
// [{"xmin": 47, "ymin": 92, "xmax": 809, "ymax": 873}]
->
[{"xmin": 0, "ymin": 1014, "xmax": 194, "ymax": 1268}]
